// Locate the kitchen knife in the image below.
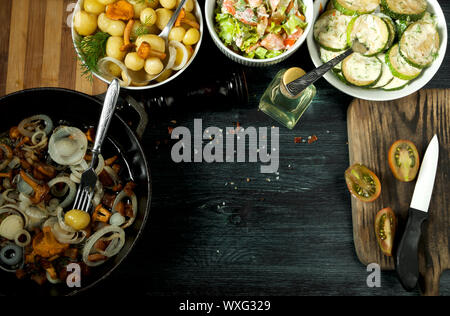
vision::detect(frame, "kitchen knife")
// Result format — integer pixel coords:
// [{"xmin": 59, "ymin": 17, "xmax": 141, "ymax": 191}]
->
[{"xmin": 395, "ymin": 135, "xmax": 439, "ymax": 291}]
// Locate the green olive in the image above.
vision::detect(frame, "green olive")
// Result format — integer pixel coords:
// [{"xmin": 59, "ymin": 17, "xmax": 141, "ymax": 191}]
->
[{"xmin": 65, "ymin": 209, "xmax": 91, "ymax": 230}]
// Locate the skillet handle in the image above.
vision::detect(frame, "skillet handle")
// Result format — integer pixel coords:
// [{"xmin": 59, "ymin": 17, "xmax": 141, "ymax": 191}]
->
[
  {"xmin": 123, "ymin": 95, "xmax": 148, "ymax": 139},
  {"xmin": 93, "ymin": 94, "xmax": 148, "ymax": 139}
]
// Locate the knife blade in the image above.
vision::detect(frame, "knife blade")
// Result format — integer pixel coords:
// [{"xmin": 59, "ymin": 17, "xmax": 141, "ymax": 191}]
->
[{"xmin": 395, "ymin": 135, "xmax": 439, "ymax": 291}]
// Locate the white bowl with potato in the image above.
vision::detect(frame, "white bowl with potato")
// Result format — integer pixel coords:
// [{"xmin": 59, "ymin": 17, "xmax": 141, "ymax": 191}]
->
[{"xmin": 72, "ymin": 0, "xmax": 203, "ymax": 90}]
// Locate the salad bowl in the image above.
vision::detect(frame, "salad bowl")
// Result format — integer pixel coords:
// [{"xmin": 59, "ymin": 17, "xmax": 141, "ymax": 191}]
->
[{"xmin": 205, "ymin": 0, "xmax": 314, "ymax": 67}]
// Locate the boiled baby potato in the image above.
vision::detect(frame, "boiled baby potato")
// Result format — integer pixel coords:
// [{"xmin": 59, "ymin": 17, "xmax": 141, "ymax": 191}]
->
[
  {"xmin": 146, "ymin": 0, "xmax": 160, "ymax": 9},
  {"xmin": 128, "ymin": 0, "xmax": 149, "ymax": 18},
  {"xmin": 135, "ymin": 34, "xmax": 165, "ymax": 52},
  {"xmin": 108, "ymin": 62, "xmax": 122, "ymax": 77},
  {"xmin": 125, "ymin": 52, "xmax": 145, "ymax": 71},
  {"xmin": 107, "ymin": 19, "xmax": 126, "ymax": 36},
  {"xmin": 106, "ymin": 36, "xmax": 126, "ymax": 60},
  {"xmin": 168, "ymin": 27, "xmax": 186, "ymax": 42},
  {"xmin": 97, "ymin": 13, "xmax": 125, "ymax": 36},
  {"xmin": 74, "ymin": 10, "xmax": 97, "ymax": 36},
  {"xmin": 84, "ymin": 0, "xmax": 105, "ymax": 15},
  {"xmin": 160, "ymin": 0, "xmax": 176, "ymax": 9},
  {"xmin": 155, "ymin": 8, "xmax": 173, "ymax": 30},
  {"xmin": 97, "ymin": 0, "xmax": 116, "ymax": 4},
  {"xmin": 140, "ymin": 8, "xmax": 157, "ymax": 25},
  {"xmin": 144, "ymin": 57, "xmax": 164, "ymax": 75},
  {"xmin": 97, "ymin": 13, "xmax": 111, "ymax": 32},
  {"xmin": 177, "ymin": 0, "xmax": 194, "ymax": 12},
  {"xmin": 183, "ymin": 28, "xmax": 200, "ymax": 45}
]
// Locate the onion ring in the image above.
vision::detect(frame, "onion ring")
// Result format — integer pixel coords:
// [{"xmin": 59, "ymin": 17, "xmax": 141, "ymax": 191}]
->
[
  {"xmin": 14, "ymin": 229, "xmax": 31, "ymax": 247},
  {"xmin": 48, "ymin": 176, "xmax": 77, "ymax": 208},
  {"xmin": 57, "ymin": 207, "xmax": 76, "ymax": 233},
  {"xmin": 169, "ymin": 40, "xmax": 188, "ymax": 71},
  {"xmin": 24, "ymin": 130, "xmax": 48, "ymax": 150},
  {"xmin": 18, "ymin": 114, "xmax": 53, "ymax": 138},
  {"xmin": 0, "ymin": 204, "xmax": 29, "ymax": 230},
  {"xmin": 165, "ymin": 45, "xmax": 177, "ymax": 72},
  {"xmin": 98, "ymin": 57, "xmax": 132, "ymax": 87},
  {"xmin": 2, "ymin": 189, "xmax": 18, "ymax": 204},
  {"xmin": 82, "ymin": 225, "xmax": 125, "ymax": 267},
  {"xmin": 112, "ymin": 189, "xmax": 138, "ymax": 228}
]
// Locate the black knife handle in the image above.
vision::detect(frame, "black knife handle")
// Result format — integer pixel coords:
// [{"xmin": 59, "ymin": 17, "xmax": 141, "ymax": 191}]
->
[{"xmin": 395, "ymin": 208, "xmax": 428, "ymax": 291}]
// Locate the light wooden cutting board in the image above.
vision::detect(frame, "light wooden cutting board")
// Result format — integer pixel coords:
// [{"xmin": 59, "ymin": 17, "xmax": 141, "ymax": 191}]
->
[
  {"xmin": 0, "ymin": 0, "xmax": 107, "ymax": 96},
  {"xmin": 347, "ymin": 89, "xmax": 450, "ymax": 296}
]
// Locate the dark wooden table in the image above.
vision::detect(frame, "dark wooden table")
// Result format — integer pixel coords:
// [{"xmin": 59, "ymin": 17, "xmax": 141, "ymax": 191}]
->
[
  {"xmin": 0, "ymin": 0, "xmax": 446, "ymax": 297},
  {"xmin": 79, "ymin": 2, "xmax": 450, "ymax": 296}
]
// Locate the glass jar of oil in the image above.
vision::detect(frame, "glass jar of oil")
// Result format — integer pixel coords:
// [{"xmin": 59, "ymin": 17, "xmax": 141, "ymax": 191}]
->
[{"xmin": 259, "ymin": 67, "xmax": 316, "ymax": 129}]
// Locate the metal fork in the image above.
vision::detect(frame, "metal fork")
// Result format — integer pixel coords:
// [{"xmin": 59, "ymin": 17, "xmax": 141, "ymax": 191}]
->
[{"xmin": 72, "ymin": 79, "xmax": 120, "ymax": 212}]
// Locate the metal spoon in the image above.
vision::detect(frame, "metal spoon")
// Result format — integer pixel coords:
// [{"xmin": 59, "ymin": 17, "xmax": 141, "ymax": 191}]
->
[
  {"xmin": 285, "ymin": 40, "xmax": 369, "ymax": 97},
  {"xmin": 150, "ymin": 0, "xmax": 188, "ymax": 81}
]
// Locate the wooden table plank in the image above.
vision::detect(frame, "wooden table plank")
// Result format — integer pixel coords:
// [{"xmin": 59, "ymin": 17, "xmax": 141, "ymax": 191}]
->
[
  {"xmin": 2, "ymin": 0, "xmax": 106, "ymax": 96},
  {"xmin": 6, "ymin": 0, "xmax": 29, "ymax": 94},
  {"xmin": 42, "ymin": 0, "xmax": 64, "ymax": 87},
  {"xmin": 0, "ymin": 0, "xmax": 12, "ymax": 96}
]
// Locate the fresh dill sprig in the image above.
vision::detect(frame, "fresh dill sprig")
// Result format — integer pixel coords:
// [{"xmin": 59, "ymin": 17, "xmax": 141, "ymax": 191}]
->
[
  {"xmin": 75, "ymin": 32, "xmax": 110, "ymax": 81},
  {"xmin": 131, "ymin": 21, "xmax": 151, "ymax": 41}
]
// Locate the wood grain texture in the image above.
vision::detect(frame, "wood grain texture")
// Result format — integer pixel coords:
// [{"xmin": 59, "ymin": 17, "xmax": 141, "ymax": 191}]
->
[
  {"xmin": 1, "ymin": 0, "xmax": 106, "ymax": 95},
  {"xmin": 347, "ymin": 89, "xmax": 450, "ymax": 296}
]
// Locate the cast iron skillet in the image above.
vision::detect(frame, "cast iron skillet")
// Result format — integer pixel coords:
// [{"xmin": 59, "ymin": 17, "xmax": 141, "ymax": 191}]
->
[{"xmin": 0, "ymin": 88, "xmax": 151, "ymax": 296}]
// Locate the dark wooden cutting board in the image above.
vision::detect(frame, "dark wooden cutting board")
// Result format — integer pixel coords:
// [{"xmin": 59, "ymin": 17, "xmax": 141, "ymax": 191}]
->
[
  {"xmin": 347, "ymin": 89, "xmax": 450, "ymax": 296},
  {"xmin": 0, "ymin": 0, "xmax": 107, "ymax": 96}
]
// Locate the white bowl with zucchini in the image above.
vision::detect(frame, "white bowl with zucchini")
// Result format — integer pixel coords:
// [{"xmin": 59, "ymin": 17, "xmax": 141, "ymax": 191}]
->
[{"xmin": 306, "ymin": 0, "xmax": 447, "ymax": 101}]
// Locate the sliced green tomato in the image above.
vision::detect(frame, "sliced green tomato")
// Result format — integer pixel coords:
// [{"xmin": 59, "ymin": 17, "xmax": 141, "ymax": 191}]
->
[
  {"xmin": 386, "ymin": 44, "xmax": 422, "ymax": 80},
  {"xmin": 399, "ymin": 22, "xmax": 440, "ymax": 68},
  {"xmin": 375, "ymin": 208, "xmax": 397, "ymax": 257},
  {"xmin": 388, "ymin": 140, "xmax": 420, "ymax": 182},
  {"xmin": 347, "ymin": 14, "xmax": 390, "ymax": 56},
  {"xmin": 345, "ymin": 164, "xmax": 382, "ymax": 202},
  {"xmin": 382, "ymin": 76, "xmax": 409, "ymax": 90},
  {"xmin": 342, "ymin": 53, "xmax": 382, "ymax": 87},
  {"xmin": 381, "ymin": 0, "xmax": 427, "ymax": 21},
  {"xmin": 371, "ymin": 53, "xmax": 394, "ymax": 88},
  {"xmin": 314, "ymin": 9, "xmax": 353, "ymax": 51},
  {"xmin": 320, "ymin": 47, "xmax": 344, "ymax": 71},
  {"xmin": 333, "ymin": 0, "xmax": 380, "ymax": 16}
]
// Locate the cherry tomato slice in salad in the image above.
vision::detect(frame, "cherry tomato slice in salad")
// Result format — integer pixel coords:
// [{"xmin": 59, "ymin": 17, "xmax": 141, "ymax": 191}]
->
[
  {"xmin": 375, "ymin": 207, "xmax": 397, "ymax": 257},
  {"xmin": 388, "ymin": 140, "xmax": 420, "ymax": 182},
  {"xmin": 345, "ymin": 164, "xmax": 381, "ymax": 202}
]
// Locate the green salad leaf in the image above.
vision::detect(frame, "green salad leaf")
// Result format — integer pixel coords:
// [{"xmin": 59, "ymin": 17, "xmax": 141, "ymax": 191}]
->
[
  {"xmin": 268, "ymin": 22, "xmax": 283, "ymax": 34},
  {"xmin": 216, "ymin": 13, "xmax": 236, "ymax": 45},
  {"xmin": 265, "ymin": 50, "xmax": 283, "ymax": 58},
  {"xmin": 297, "ymin": 0, "xmax": 307, "ymax": 15},
  {"xmin": 254, "ymin": 47, "xmax": 268, "ymax": 59},
  {"xmin": 282, "ymin": 14, "xmax": 307, "ymax": 35}
]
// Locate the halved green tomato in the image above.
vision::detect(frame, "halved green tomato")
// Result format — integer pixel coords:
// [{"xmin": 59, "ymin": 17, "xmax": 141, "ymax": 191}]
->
[
  {"xmin": 345, "ymin": 164, "xmax": 381, "ymax": 202},
  {"xmin": 375, "ymin": 207, "xmax": 397, "ymax": 256},
  {"xmin": 388, "ymin": 140, "xmax": 420, "ymax": 182}
]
